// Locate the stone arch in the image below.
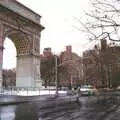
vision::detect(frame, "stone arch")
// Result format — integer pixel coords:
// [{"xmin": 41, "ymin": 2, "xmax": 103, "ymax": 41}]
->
[
  {"xmin": 7, "ymin": 31, "xmax": 33, "ymax": 57},
  {"xmin": 0, "ymin": 0, "xmax": 44, "ymax": 88},
  {"xmin": 3, "ymin": 29, "xmax": 34, "ymax": 87}
]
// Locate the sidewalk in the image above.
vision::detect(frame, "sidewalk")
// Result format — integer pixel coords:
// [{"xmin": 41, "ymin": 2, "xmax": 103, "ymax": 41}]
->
[{"xmin": 0, "ymin": 95, "xmax": 78, "ymax": 106}]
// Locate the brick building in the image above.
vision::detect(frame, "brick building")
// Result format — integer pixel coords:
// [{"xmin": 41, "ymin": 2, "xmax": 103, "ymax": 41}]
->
[
  {"xmin": 100, "ymin": 40, "xmax": 120, "ymax": 87},
  {"xmin": 83, "ymin": 39, "xmax": 120, "ymax": 88},
  {"xmin": 59, "ymin": 46, "xmax": 83, "ymax": 87},
  {"xmin": 40, "ymin": 48, "xmax": 56, "ymax": 87},
  {"xmin": 83, "ymin": 49, "xmax": 99, "ymax": 86}
]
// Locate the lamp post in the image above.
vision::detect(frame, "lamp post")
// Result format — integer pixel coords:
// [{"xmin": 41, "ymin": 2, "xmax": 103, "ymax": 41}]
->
[{"xmin": 55, "ymin": 55, "xmax": 58, "ymax": 96}]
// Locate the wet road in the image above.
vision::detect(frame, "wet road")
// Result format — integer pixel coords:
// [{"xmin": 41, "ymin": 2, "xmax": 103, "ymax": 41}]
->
[{"xmin": 0, "ymin": 95, "xmax": 120, "ymax": 120}]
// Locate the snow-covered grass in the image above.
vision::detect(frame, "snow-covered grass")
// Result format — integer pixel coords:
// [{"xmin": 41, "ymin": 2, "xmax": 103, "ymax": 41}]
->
[{"xmin": 0, "ymin": 89, "xmax": 67, "ymax": 96}]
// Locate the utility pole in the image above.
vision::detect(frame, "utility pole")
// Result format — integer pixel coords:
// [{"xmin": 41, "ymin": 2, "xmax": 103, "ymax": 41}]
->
[
  {"xmin": 55, "ymin": 55, "xmax": 58, "ymax": 96},
  {"xmin": 70, "ymin": 76, "xmax": 73, "ymax": 89}
]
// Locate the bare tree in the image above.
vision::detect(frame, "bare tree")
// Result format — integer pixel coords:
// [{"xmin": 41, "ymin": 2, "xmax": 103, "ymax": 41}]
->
[
  {"xmin": 74, "ymin": 0, "xmax": 120, "ymax": 88},
  {"xmin": 76, "ymin": 0, "xmax": 120, "ymax": 42}
]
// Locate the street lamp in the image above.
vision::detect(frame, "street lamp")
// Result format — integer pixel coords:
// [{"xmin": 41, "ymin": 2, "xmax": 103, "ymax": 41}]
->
[{"xmin": 55, "ymin": 55, "xmax": 58, "ymax": 96}]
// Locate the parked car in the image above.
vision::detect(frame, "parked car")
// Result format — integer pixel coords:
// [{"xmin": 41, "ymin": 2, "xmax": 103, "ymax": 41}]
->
[
  {"xmin": 78, "ymin": 85, "xmax": 98, "ymax": 96},
  {"xmin": 116, "ymin": 86, "xmax": 120, "ymax": 91},
  {"xmin": 103, "ymin": 88, "xmax": 114, "ymax": 92}
]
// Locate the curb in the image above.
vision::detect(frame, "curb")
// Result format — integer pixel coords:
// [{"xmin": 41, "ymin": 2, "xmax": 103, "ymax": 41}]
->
[
  {"xmin": 0, "ymin": 95, "xmax": 77, "ymax": 106},
  {"xmin": 0, "ymin": 100, "xmax": 29, "ymax": 106}
]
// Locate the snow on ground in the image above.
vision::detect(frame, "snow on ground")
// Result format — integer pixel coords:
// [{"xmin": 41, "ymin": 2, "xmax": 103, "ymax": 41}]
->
[{"xmin": 0, "ymin": 90, "xmax": 67, "ymax": 96}]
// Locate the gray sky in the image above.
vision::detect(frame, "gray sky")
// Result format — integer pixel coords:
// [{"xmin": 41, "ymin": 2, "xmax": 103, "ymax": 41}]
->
[{"xmin": 3, "ymin": 0, "xmax": 91, "ymax": 69}]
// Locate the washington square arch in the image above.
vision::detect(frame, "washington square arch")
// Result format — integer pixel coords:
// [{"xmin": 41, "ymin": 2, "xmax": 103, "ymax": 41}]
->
[{"xmin": 0, "ymin": 0, "xmax": 44, "ymax": 87}]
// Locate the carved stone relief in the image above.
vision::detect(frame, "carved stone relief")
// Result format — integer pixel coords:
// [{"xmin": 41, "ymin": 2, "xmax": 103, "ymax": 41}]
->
[
  {"xmin": 34, "ymin": 58, "xmax": 40, "ymax": 81},
  {"xmin": 15, "ymin": 34, "xmax": 33, "ymax": 56},
  {"xmin": 0, "ymin": 7, "xmax": 40, "ymax": 36},
  {"xmin": 2, "ymin": 24, "xmax": 34, "ymax": 56},
  {"xmin": 33, "ymin": 36, "xmax": 40, "ymax": 56}
]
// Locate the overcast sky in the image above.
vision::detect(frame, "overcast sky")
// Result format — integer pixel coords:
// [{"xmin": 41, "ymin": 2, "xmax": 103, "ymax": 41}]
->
[{"xmin": 3, "ymin": 0, "xmax": 91, "ymax": 69}]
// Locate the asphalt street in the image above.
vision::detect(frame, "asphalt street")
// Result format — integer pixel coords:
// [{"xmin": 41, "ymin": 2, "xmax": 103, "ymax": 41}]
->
[{"xmin": 0, "ymin": 95, "xmax": 120, "ymax": 120}]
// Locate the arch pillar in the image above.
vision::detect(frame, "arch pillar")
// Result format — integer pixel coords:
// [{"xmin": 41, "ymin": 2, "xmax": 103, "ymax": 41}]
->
[
  {"xmin": 16, "ymin": 55, "xmax": 42, "ymax": 87},
  {"xmin": 16, "ymin": 35, "xmax": 42, "ymax": 88},
  {"xmin": 0, "ymin": 24, "xmax": 4, "ymax": 87},
  {"xmin": 0, "ymin": 48, "xmax": 3, "ymax": 87}
]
